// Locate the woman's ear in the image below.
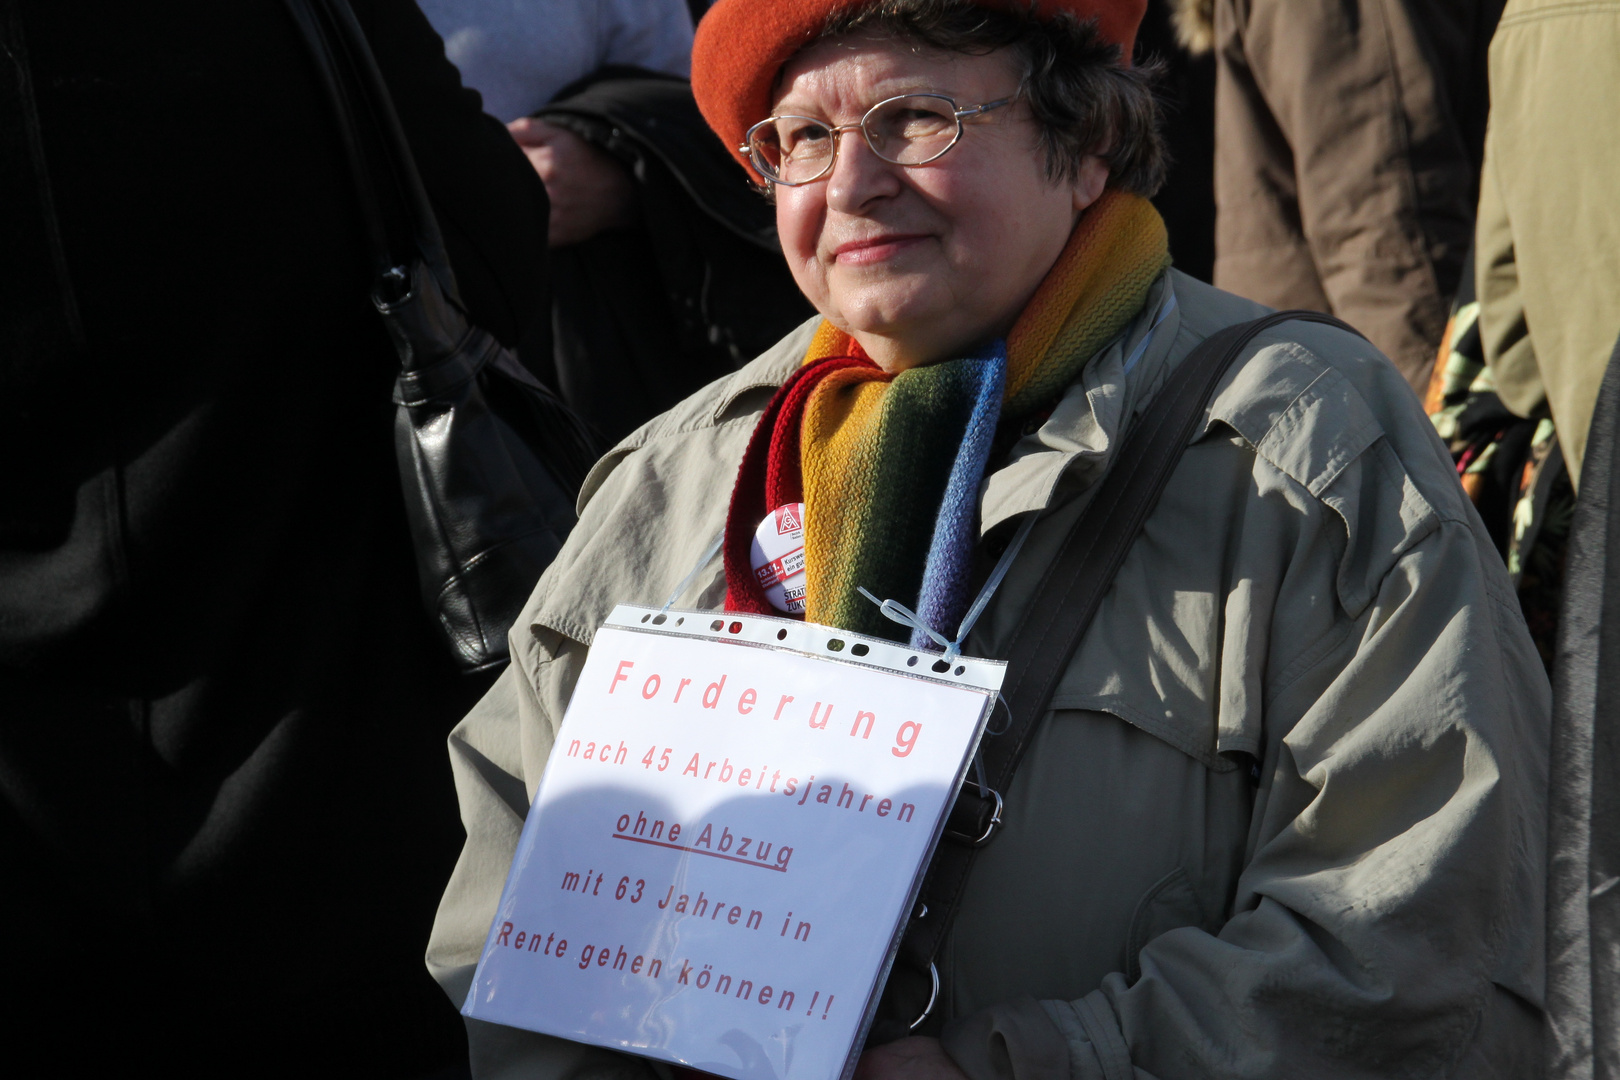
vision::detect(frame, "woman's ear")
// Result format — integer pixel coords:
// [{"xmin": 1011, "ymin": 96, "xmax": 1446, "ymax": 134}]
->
[{"xmin": 1072, "ymin": 155, "xmax": 1110, "ymax": 213}]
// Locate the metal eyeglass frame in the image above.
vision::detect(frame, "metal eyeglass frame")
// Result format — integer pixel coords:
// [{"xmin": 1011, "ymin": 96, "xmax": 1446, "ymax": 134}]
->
[{"xmin": 739, "ymin": 92, "xmax": 1016, "ymax": 187}]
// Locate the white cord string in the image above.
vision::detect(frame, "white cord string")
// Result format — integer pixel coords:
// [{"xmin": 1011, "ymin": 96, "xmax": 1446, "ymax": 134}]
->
[
  {"xmin": 947, "ymin": 512, "xmax": 1038, "ymax": 655},
  {"xmin": 972, "ymin": 747, "xmax": 991, "ymax": 799},
  {"xmin": 661, "ymin": 529, "xmax": 726, "ymax": 611},
  {"xmin": 856, "ymin": 589, "xmax": 953, "ymax": 650},
  {"xmin": 857, "ymin": 508, "xmax": 1041, "ymax": 659}
]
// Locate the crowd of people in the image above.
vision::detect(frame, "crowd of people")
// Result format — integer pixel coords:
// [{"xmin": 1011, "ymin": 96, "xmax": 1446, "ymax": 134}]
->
[{"xmin": 2, "ymin": 0, "xmax": 1616, "ymax": 1076}]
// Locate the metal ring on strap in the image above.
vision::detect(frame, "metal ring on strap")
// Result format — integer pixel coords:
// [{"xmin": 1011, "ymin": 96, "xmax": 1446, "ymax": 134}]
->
[
  {"xmin": 944, "ymin": 787, "xmax": 1003, "ymax": 847},
  {"xmin": 909, "ymin": 962, "xmax": 941, "ymax": 1031}
]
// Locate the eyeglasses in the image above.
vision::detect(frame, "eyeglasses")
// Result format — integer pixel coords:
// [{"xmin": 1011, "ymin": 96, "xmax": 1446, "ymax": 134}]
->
[{"xmin": 740, "ymin": 92, "xmax": 1016, "ymax": 187}]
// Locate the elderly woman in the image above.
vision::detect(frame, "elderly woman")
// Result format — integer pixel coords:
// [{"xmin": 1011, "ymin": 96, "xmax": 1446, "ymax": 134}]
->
[{"xmin": 427, "ymin": 1, "xmax": 1548, "ymax": 1076}]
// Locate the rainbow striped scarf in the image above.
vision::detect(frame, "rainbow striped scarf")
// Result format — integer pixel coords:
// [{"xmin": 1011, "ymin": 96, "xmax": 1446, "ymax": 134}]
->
[{"xmin": 724, "ymin": 190, "xmax": 1170, "ymax": 643}]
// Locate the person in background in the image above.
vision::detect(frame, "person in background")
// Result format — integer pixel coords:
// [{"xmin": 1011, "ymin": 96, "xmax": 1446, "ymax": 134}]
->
[
  {"xmin": 0, "ymin": 0, "xmax": 549, "ymax": 1074},
  {"xmin": 1182, "ymin": 0, "xmax": 1503, "ymax": 396},
  {"xmin": 1474, "ymin": 0, "xmax": 1620, "ymax": 495},
  {"xmin": 420, "ymin": 0, "xmax": 691, "ymax": 252},
  {"xmin": 417, "ymin": 0, "xmax": 695, "ymax": 252},
  {"xmin": 427, "ymin": 0, "xmax": 1549, "ymax": 1075},
  {"xmin": 1469, "ymin": 2, "xmax": 1620, "ymax": 1075},
  {"xmin": 425, "ymin": 0, "xmax": 814, "ymax": 441},
  {"xmin": 1423, "ymin": 247, "xmax": 1569, "ymax": 670},
  {"xmin": 416, "ymin": 0, "xmax": 695, "ymax": 123}
]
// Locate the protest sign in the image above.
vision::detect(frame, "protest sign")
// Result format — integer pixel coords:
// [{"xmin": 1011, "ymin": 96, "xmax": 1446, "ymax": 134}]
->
[{"xmin": 462, "ymin": 605, "xmax": 1004, "ymax": 1080}]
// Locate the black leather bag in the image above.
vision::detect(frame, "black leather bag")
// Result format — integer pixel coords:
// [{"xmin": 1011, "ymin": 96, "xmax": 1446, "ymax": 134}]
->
[{"xmin": 283, "ymin": 0, "xmax": 599, "ymax": 672}]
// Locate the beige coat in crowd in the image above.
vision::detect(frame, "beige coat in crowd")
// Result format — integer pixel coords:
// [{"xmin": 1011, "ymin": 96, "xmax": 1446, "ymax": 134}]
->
[
  {"xmin": 1197, "ymin": 0, "xmax": 1501, "ymax": 395},
  {"xmin": 1476, "ymin": 0, "xmax": 1620, "ymax": 490},
  {"xmin": 428, "ymin": 271, "xmax": 1549, "ymax": 1077}
]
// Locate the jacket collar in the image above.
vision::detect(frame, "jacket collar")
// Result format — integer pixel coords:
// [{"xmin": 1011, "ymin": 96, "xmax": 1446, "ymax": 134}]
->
[
  {"xmin": 708, "ymin": 319, "xmax": 817, "ymax": 425},
  {"xmin": 981, "ymin": 270, "xmax": 1182, "ymax": 532}
]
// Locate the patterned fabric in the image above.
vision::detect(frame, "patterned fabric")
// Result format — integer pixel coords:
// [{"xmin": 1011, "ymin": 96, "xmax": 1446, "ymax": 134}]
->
[
  {"xmin": 1424, "ymin": 252, "xmax": 1571, "ymax": 669},
  {"xmin": 723, "ymin": 190, "xmax": 1171, "ymax": 643}
]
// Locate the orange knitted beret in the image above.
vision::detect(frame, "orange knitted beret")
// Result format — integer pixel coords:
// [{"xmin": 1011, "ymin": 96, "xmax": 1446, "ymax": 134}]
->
[{"xmin": 692, "ymin": 0, "xmax": 1147, "ymax": 180}]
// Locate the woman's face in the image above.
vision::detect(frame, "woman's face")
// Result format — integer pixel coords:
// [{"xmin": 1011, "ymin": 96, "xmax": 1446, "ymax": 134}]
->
[{"xmin": 772, "ymin": 37, "xmax": 1107, "ymax": 372}]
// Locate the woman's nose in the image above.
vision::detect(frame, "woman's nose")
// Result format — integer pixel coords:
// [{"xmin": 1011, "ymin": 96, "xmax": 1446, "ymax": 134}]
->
[{"xmin": 824, "ymin": 128, "xmax": 903, "ymax": 213}]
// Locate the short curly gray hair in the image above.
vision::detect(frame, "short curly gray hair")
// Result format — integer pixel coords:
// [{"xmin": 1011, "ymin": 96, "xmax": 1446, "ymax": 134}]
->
[{"xmin": 808, "ymin": 0, "xmax": 1168, "ymax": 196}]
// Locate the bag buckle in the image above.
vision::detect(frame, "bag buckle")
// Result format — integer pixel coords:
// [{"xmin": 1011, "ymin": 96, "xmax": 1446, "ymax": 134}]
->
[{"xmin": 943, "ymin": 786, "xmax": 1003, "ymax": 847}]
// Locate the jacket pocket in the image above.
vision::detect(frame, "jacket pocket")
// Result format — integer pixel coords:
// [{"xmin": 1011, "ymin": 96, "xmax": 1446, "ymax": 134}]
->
[{"xmin": 1125, "ymin": 867, "xmax": 1206, "ymax": 984}]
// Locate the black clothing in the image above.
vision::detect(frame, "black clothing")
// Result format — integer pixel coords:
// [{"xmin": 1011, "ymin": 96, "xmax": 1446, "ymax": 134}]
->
[
  {"xmin": 0, "ymin": 1, "xmax": 547, "ymax": 1073},
  {"xmin": 1139, "ymin": 0, "xmax": 1216, "ymax": 284},
  {"xmin": 1548, "ymin": 331, "xmax": 1620, "ymax": 1079},
  {"xmin": 537, "ymin": 71, "xmax": 814, "ymax": 443}
]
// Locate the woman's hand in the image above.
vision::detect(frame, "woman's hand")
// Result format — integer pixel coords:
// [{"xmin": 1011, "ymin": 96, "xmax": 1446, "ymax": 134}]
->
[
  {"xmin": 855, "ymin": 1037, "xmax": 974, "ymax": 1080},
  {"xmin": 507, "ymin": 117, "xmax": 637, "ymax": 247}
]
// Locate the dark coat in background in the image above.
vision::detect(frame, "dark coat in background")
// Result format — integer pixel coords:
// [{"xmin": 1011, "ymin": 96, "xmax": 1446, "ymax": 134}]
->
[
  {"xmin": 1198, "ymin": 0, "xmax": 1502, "ymax": 394},
  {"xmin": 1549, "ymin": 331, "xmax": 1620, "ymax": 1080},
  {"xmin": 0, "ymin": 0, "xmax": 548, "ymax": 1073},
  {"xmin": 1138, "ymin": 0, "xmax": 1216, "ymax": 285},
  {"xmin": 536, "ymin": 69, "xmax": 815, "ymax": 444}
]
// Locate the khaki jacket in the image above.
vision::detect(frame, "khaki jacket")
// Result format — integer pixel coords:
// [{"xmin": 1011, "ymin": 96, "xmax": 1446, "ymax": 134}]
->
[
  {"xmin": 1209, "ymin": 0, "xmax": 1501, "ymax": 395},
  {"xmin": 427, "ymin": 271, "xmax": 1549, "ymax": 1078},
  {"xmin": 1475, "ymin": 0, "xmax": 1620, "ymax": 490}
]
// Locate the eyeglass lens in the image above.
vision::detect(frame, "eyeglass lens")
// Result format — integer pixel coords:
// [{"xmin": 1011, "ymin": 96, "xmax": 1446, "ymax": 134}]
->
[{"xmin": 751, "ymin": 95, "xmax": 961, "ymax": 184}]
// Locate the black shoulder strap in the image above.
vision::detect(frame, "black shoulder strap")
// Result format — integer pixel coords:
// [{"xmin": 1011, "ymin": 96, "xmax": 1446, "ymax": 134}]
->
[
  {"xmin": 280, "ymin": 0, "xmax": 458, "ymax": 301},
  {"xmin": 896, "ymin": 309, "xmax": 1368, "ymax": 1006},
  {"xmin": 0, "ymin": 0, "xmax": 84, "ymax": 353}
]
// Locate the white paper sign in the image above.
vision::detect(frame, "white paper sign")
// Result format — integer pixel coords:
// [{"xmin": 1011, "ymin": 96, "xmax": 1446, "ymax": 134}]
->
[{"xmin": 463, "ymin": 605, "xmax": 1005, "ymax": 1080}]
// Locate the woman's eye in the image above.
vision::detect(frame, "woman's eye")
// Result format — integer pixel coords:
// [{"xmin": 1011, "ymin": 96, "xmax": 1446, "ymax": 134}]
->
[
  {"xmin": 894, "ymin": 110, "xmax": 951, "ymax": 135},
  {"xmin": 784, "ymin": 122, "xmax": 831, "ymax": 148}
]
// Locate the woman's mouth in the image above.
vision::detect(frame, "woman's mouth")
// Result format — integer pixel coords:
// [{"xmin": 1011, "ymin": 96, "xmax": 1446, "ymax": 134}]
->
[{"xmin": 832, "ymin": 234, "xmax": 930, "ymax": 265}]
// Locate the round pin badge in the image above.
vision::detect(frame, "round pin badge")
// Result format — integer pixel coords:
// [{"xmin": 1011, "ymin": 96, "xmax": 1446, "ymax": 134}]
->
[{"xmin": 751, "ymin": 503, "xmax": 807, "ymax": 614}]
